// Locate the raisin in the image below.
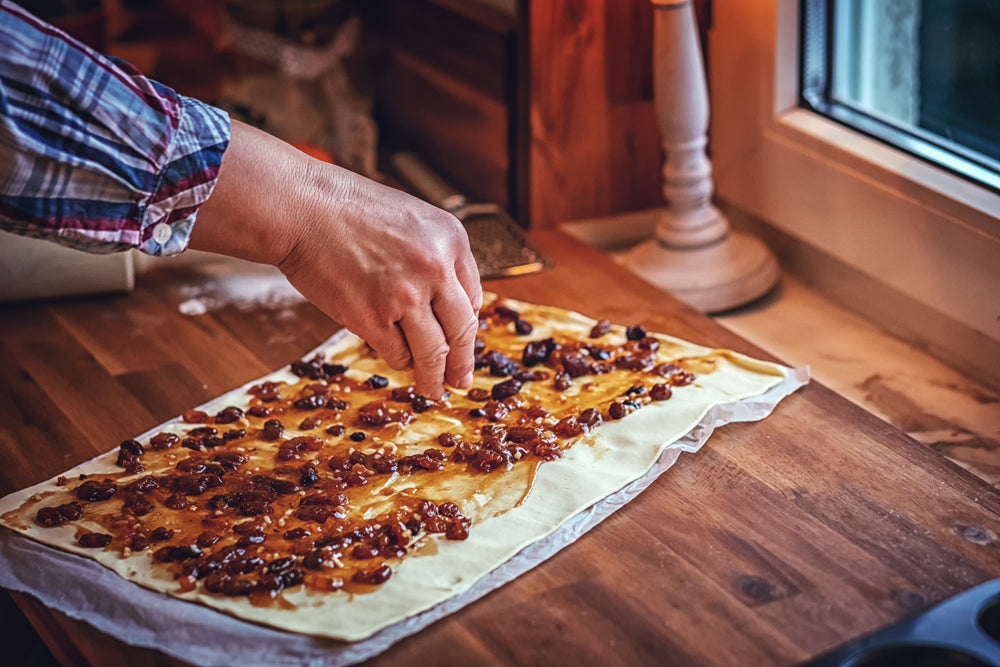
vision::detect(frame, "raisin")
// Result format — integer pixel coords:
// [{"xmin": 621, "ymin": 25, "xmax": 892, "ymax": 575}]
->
[
  {"xmin": 507, "ymin": 426, "xmax": 541, "ymax": 443},
  {"xmin": 299, "ymin": 463, "xmax": 319, "ymax": 487},
  {"xmin": 165, "ymin": 493, "xmax": 188, "ymax": 510},
  {"xmin": 353, "ymin": 563, "xmax": 392, "ymax": 585},
  {"xmin": 284, "ymin": 527, "xmax": 312, "ymax": 540},
  {"xmin": 222, "ymin": 428, "xmax": 246, "ymax": 441},
  {"xmin": 468, "ymin": 408, "xmax": 486, "ymax": 418},
  {"xmin": 390, "ymin": 386, "xmax": 416, "ymax": 402},
  {"xmin": 116, "ymin": 451, "xmax": 144, "ymax": 474},
  {"xmin": 75, "ymin": 480, "xmax": 117, "ymax": 502},
  {"xmin": 175, "ymin": 457, "xmax": 207, "ymax": 473},
  {"xmin": 411, "ymin": 395, "xmax": 435, "ymax": 413},
  {"xmin": 249, "ymin": 381, "xmax": 283, "ymax": 401},
  {"xmin": 579, "ymin": 408, "xmax": 602, "ymax": 427},
  {"xmin": 350, "ymin": 431, "xmax": 367, "ymax": 442},
  {"xmin": 326, "ymin": 397, "xmax": 349, "ymax": 410},
  {"xmin": 467, "ymin": 388, "xmax": 490, "ymax": 401},
  {"xmin": 281, "ymin": 568, "xmax": 306, "ymax": 587},
  {"xmin": 438, "ymin": 502, "xmax": 462, "ymax": 517},
  {"xmin": 236, "ymin": 534, "xmax": 266, "ymax": 547},
  {"xmin": 590, "ymin": 319, "xmax": 611, "ymax": 338},
  {"xmin": 588, "ymin": 346, "xmax": 612, "ymax": 361},
  {"xmin": 294, "ymin": 394, "xmax": 326, "ymax": 410},
  {"xmin": 149, "ymin": 527, "xmax": 173, "ymax": 543},
  {"xmin": 291, "ymin": 358, "xmax": 324, "ymax": 380},
  {"xmin": 352, "ymin": 544, "xmax": 379, "ymax": 559},
  {"xmin": 651, "ymin": 384, "xmax": 673, "ymax": 401},
  {"xmin": 202, "ymin": 436, "xmax": 225, "ymax": 449},
  {"xmin": 34, "ymin": 502, "xmax": 82, "ymax": 527},
  {"xmin": 438, "ymin": 433, "xmax": 459, "ymax": 448},
  {"xmin": 196, "ymin": 531, "xmax": 221, "ymax": 548},
  {"xmin": 514, "ymin": 317, "xmax": 534, "ymax": 335},
  {"xmin": 322, "ymin": 363, "xmax": 349, "ymax": 377},
  {"xmin": 124, "ymin": 476, "xmax": 159, "ymax": 494},
  {"xmin": 119, "ymin": 439, "xmax": 143, "ymax": 457},
  {"xmin": 636, "ymin": 336, "xmax": 660, "ymax": 352},
  {"xmin": 222, "ymin": 578, "xmax": 255, "ymax": 596},
  {"xmin": 296, "ymin": 505, "xmax": 333, "ymax": 524},
  {"xmin": 491, "ymin": 378, "xmax": 522, "ymax": 400},
  {"xmin": 445, "ymin": 520, "xmax": 470, "ymax": 541},
  {"xmin": 482, "ymin": 401, "xmax": 509, "ymax": 422},
  {"xmin": 494, "ymin": 305, "xmax": 520, "ymax": 322},
  {"xmin": 561, "ymin": 353, "xmax": 591, "ymax": 378},
  {"xmin": 626, "ymin": 325, "xmax": 647, "ymax": 341},
  {"xmin": 325, "ymin": 424, "xmax": 347, "ymax": 436},
  {"xmin": 215, "ymin": 406, "xmax": 244, "ymax": 424},
  {"xmin": 129, "ymin": 534, "xmax": 149, "ymax": 551},
  {"xmin": 608, "ymin": 402, "xmax": 628, "ymax": 420},
  {"xmin": 554, "ymin": 372, "xmax": 572, "ymax": 392},
  {"xmin": 182, "ymin": 409, "xmax": 209, "ymax": 423},
  {"xmin": 123, "ymin": 494, "xmax": 153, "ymax": 516},
  {"xmin": 248, "ymin": 406, "xmax": 271, "ymax": 418},
  {"xmin": 363, "ymin": 374, "xmax": 389, "ymax": 390},
  {"xmin": 474, "ymin": 339, "xmax": 486, "ymax": 354},
  {"xmin": 204, "ymin": 572, "xmax": 230, "ymax": 593},
  {"xmin": 668, "ymin": 370, "xmax": 697, "ymax": 386},
  {"xmin": 226, "ymin": 555, "xmax": 264, "ymax": 575},
  {"xmin": 78, "ymin": 532, "xmax": 112, "ymax": 548},
  {"xmin": 515, "ymin": 369, "xmax": 550, "ymax": 382},
  {"xmin": 189, "ymin": 426, "xmax": 218, "ymax": 438},
  {"xmin": 522, "ymin": 338, "xmax": 556, "ymax": 366},
  {"xmin": 487, "ymin": 351, "xmax": 519, "ymax": 377},
  {"xmin": 553, "ymin": 416, "xmax": 583, "ymax": 438},
  {"xmin": 616, "ymin": 354, "xmax": 653, "ymax": 372},
  {"xmin": 153, "ymin": 545, "xmax": 202, "ymax": 562},
  {"xmin": 149, "ymin": 432, "xmax": 179, "ymax": 450},
  {"xmin": 262, "ymin": 419, "xmax": 284, "ymax": 440}
]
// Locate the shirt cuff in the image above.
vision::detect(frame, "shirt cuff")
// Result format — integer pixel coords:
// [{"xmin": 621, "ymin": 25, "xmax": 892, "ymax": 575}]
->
[{"xmin": 138, "ymin": 96, "xmax": 230, "ymax": 256}]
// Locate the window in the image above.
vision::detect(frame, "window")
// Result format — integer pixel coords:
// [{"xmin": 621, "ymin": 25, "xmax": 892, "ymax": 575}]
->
[
  {"xmin": 707, "ymin": 0, "xmax": 1000, "ymax": 388},
  {"xmin": 800, "ymin": 0, "xmax": 1000, "ymax": 192}
]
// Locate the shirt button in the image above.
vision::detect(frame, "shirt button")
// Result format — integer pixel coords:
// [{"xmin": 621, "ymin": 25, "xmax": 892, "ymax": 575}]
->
[{"xmin": 152, "ymin": 222, "xmax": 173, "ymax": 244}]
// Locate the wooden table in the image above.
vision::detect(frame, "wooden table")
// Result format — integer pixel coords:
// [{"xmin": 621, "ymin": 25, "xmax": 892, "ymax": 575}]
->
[{"xmin": 2, "ymin": 231, "xmax": 999, "ymax": 665}]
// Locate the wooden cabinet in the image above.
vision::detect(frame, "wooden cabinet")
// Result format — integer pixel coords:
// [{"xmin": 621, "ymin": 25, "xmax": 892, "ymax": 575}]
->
[{"xmin": 369, "ymin": 0, "xmax": 713, "ymax": 229}]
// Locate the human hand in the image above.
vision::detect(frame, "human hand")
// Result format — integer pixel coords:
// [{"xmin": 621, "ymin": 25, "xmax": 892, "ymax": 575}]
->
[{"xmin": 192, "ymin": 121, "xmax": 482, "ymax": 398}]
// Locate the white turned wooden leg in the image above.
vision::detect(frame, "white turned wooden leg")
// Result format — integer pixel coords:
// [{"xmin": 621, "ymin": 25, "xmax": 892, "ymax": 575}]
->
[{"xmin": 622, "ymin": 0, "xmax": 779, "ymax": 313}]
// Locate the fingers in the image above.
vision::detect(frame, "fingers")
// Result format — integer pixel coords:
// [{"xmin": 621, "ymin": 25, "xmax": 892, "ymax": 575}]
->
[
  {"xmin": 454, "ymin": 239, "xmax": 483, "ymax": 313},
  {"xmin": 359, "ymin": 323, "xmax": 412, "ymax": 371},
  {"xmin": 398, "ymin": 308, "xmax": 451, "ymax": 399},
  {"xmin": 432, "ymin": 287, "xmax": 479, "ymax": 389}
]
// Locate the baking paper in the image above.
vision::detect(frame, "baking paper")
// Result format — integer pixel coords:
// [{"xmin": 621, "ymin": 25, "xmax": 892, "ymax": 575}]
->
[{"xmin": 0, "ymin": 366, "xmax": 808, "ymax": 666}]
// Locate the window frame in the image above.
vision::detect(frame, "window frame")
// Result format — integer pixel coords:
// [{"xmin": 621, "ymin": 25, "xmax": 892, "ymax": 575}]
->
[{"xmin": 708, "ymin": 0, "xmax": 1000, "ymax": 387}]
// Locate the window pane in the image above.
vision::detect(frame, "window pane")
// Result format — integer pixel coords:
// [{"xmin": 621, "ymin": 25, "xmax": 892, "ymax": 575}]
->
[{"xmin": 802, "ymin": 0, "xmax": 1000, "ymax": 190}]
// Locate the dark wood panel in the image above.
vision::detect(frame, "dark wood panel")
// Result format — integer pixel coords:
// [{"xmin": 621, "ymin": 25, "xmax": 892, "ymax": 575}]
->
[
  {"xmin": 368, "ymin": 0, "xmax": 516, "ymax": 208},
  {"xmin": 526, "ymin": 0, "xmax": 663, "ymax": 228},
  {"xmin": 1, "ymin": 231, "xmax": 999, "ymax": 666},
  {"xmin": 376, "ymin": 49, "xmax": 510, "ymax": 205}
]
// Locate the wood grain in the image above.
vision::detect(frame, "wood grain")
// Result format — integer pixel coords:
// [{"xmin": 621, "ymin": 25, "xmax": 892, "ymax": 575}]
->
[
  {"xmin": 525, "ymin": 0, "xmax": 663, "ymax": 228},
  {"xmin": 1, "ymin": 231, "xmax": 999, "ymax": 666},
  {"xmin": 368, "ymin": 0, "xmax": 517, "ymax": 209}
]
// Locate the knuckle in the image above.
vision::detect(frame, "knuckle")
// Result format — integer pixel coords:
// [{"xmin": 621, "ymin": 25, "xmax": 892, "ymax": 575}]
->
[
  {"xmin": 418, "ymin": 340, "xmax": 450, "ymax": 368},
  {"xmin": 452, "ymin": 316, "xmax": 480, "ymax": 346}
]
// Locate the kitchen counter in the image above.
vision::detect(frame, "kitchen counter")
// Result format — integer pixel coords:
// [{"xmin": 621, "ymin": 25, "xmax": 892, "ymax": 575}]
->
[{"xmin": 1, "ymin": 231, "xmax": 999, "ymax": 665}]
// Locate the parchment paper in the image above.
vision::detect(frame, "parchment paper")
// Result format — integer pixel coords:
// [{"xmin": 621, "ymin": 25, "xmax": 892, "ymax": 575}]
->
[{"xmin": 0, "ymin": 368, "xmax": 808, "ymax": 666}]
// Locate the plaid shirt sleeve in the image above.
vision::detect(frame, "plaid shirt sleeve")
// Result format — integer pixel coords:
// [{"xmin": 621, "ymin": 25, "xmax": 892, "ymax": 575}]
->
[{"xmin": 0, "ymin": 1, "xmax": 230, "ymax": 256}]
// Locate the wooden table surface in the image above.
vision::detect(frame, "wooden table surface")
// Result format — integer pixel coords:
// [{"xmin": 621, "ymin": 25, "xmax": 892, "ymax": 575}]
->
[{"xmin": 2, "ymin": 230, "xmax": 999, "ymax": 666}]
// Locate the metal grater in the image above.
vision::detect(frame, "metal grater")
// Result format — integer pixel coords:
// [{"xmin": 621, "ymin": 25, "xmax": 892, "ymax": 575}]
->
[
  {"xmin": 391, "ymin": 152, "xmax": 553, "ymax": 280},
  {"xmin": 461, "ymin": 204, "xmax": 552, "ymax": 279}
]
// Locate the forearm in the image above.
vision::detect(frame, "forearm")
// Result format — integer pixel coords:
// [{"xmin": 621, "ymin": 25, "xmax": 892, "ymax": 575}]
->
[
  {"xmin": 0, "ymin": 1, "xmax": 229, "ymax": 255},
  {"xmin": 190, "ymin": 120, "xmax": 311, "ymax": 267}
]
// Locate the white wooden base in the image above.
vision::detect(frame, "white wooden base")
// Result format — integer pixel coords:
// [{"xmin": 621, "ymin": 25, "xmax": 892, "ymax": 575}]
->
[{"xmin": 620, "ymin": 228, "xmax": 780, "ymax": 313}]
